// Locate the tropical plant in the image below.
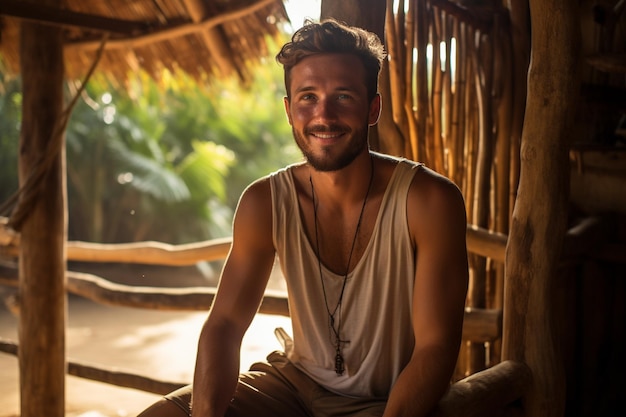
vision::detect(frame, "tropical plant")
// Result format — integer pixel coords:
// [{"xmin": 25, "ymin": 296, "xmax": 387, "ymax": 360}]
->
[
  {"xmin": 0, "ymin": 75, "xmax": 21, "ymax": 208},
  {"xmin": 1, "ymin": 57, "xmax": 300, "ymax": 245},
  {"xmin": 64, "ymin": 61, "xmax": 299, "ymax": 244},
  {"xmin": 65, "ymin": 76, "xmax": 233, "ymax": 244}
]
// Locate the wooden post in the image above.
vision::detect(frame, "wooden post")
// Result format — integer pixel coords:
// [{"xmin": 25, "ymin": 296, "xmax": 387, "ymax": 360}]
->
[
  {"xmin": 18, "ymin": 1, "xmax": 67, "ymax": 415},
  {"xmin": 502, "ymin": 1, "xmax": 579, "ymax": 416}
]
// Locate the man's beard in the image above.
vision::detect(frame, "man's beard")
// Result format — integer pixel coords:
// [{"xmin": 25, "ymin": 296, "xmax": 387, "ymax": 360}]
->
[{"xmin": 293, "ymin": 124, "xmax": 369, "ymax": 172}]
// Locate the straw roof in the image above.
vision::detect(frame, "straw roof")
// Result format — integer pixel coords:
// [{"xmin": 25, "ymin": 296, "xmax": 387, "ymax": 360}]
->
[{"xmin": 0, "ymin": 0, "xmax": 290, "ymax": 84}]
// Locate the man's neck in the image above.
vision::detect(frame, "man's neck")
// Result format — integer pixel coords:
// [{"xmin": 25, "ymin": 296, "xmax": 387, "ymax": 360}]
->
[{"xmin": 308, "ymin": 151, "xmax": 375, "ymax": 209}]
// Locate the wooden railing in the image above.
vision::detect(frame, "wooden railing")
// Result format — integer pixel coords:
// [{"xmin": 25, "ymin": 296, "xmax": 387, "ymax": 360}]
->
[{"xmin": 0, "ymin": 216, "xmax": 608, "ymax": 415}]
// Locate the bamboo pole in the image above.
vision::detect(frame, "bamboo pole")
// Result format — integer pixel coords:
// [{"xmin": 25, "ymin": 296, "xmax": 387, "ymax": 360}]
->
[
  {"xmin": 382, "ymin": 0, "xmax": 410, "ymax": 157},
  {"xmin": 462, "ymin": 32, "xmax": 477, "ymax": 220},
  {"xmin": 442, "ymin": 14, "xmax": 453, "ymax": 176},
  {"xmin": 403, "ymin": 1, "xmax": 419, "ymax": 160},
  {"xmin": 450, "ymin": 19, "xmax": 465, "ymax": 187},
  {"xmin": 493, "ymin": 15, "xmax": 513, "ymax": 239},
  {"xmin": 415, "ymin": 0, "xmax": 429, "ymax": 163},
  {"xmin": 470, "ymin": 29, "xmax": 494, "ymax": 234},
  {"xmin": 469, "ymin": 19, "xmax": 498, "ymax": 375},
  {"xmin": 506, "ymin": 0, "xmax": 530, "ymax": 219},
  {"xmin": 491, "ymin": 14, "xmax": 514, "ymax": 365},
  {"xmin": 431, "ymin": 8, "xmax": 445, "ymax": 173}
]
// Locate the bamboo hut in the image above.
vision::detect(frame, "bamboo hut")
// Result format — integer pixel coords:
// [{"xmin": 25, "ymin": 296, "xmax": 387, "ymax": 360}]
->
[{"xmin": 0, "ymin": 1, "xmax": 625, "ymax": 417}]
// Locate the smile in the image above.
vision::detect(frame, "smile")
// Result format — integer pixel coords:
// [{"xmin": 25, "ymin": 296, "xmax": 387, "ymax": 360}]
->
[
  {"xmin": 311, "ymin": 132, "xmax": 344, "ymax": 139},
  {"xmin": 305, "ymin": 124, "xmax": 350, "ymax": 140}
]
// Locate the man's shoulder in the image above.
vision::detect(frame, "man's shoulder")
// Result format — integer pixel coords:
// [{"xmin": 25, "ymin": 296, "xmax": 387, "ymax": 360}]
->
[
  {"xmin": 417, "ymin": 166, "xmax": 458, "ymax": 188},
  {"xmin": 408, "ymin": 165, "xmax": 466, "ymax": 221},
  {"xmin": 374, "ymin": 151, "xmax": 424, "ymax": 173}
]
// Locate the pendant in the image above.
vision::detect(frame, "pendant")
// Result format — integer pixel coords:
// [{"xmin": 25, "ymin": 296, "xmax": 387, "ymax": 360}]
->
[{"xmin": 335, "ymin": 350, "xmax": 345, "ymax": 375}]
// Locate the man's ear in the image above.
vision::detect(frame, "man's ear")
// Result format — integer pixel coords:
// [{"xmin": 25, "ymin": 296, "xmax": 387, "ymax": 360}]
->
[
  {"xmin": 283, "ymin": 96, "xmax": 293, "ymax": 125},
  {"xmin": 368, "ymin": 94, "xmax": 382, "ymax": 126}
]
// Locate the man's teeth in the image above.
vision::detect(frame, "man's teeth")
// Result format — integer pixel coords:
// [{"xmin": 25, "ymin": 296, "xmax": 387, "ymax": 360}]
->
[{"xmin": 313, "ymin": 133, "xmax": 341, "ymax": 138}]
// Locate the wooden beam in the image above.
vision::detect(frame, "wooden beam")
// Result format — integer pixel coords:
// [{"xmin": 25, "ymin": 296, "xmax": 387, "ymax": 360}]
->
[
  {"xmin": 463, "ymin": 307, "xmax": 502, "ymax": 343},
  {"xmin": 0, "ymin": 265, "xmax": 502, "ymax": 342},
  {"xmin": 430, "ymin": 0, "xmax": 495, "ymax": 33},
  {"xmin": 63, "ymin": 0, "xmax": 280, "ymax": 52},
  {"xmin": 431, "ymin": 360, "xmax": 532, "ymax": 417},
  {"xmin": 3, "ymin": 217, "xmax": 605, "ymax": 266},
  {"xmin": 66, "ymin": 238, "xmax": 232, "ymax": 265},
  {"xmin": 320, "ymin": 0, "xmax": 385, "ymax": 39},
  {"xmin": 0, "ymin": 338, "xmax": 187, "ymax": 395},
  {"xmin": 0, "ymin": 0, "xmax": 151, "ymax": 34},
  {"xmin": 1, "ymin": 0, "xmax": 281, "ymax": 56},
  {"xmin": 0, "ymin": 224, "xmax": 232, "ymax": 265}
]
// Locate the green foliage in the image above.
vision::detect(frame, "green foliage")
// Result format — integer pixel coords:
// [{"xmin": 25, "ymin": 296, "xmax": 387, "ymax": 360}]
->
[
  {"xmin": 0, "ymin": 61, "xmax": 300, "ymax": 244},
  {"xmin": 202, "ymin": 64, "xmax": 301, "ymax": 207},
  {"xmin": 0, "ymin": 76, "xmax": 21, "ymax": 207}
]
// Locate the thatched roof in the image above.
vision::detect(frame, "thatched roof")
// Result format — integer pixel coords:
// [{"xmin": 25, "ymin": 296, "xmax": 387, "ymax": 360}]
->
[{"xmin": 0, "ymin": 0, "xmax": 290, "ymax": 84}]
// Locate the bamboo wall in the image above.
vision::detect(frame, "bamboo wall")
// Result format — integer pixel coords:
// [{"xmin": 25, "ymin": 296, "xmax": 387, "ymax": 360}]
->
[{"xmin": 378, "ymin": 0, "xmax": 521, "ymax": 376}]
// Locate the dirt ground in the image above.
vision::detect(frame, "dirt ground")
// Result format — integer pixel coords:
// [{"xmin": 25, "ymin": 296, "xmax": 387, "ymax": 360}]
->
[{"xmin": 0, "ymin": 264, "xmax": 291, "ymax": 417}]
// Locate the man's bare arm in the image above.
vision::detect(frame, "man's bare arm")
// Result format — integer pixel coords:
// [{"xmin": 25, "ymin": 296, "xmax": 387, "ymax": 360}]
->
[
  {"xmin": 383, "ymin": 169, "xmax": 469, "ymax": 417},
  {"xmin": 191, "ymin": 179, "xmax": 275, "ymax": 417}
]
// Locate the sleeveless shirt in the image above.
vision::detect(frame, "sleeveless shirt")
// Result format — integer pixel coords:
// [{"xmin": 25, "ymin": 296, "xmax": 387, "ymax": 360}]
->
[{"xmin": 269, "ymin": 157, "xmax": 421, "ymax": 399}]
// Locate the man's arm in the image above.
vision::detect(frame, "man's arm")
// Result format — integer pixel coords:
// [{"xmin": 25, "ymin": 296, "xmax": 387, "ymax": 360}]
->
[
  {"xmin": 191, "ymin": 178, "xmax": 275, "ymax": 417},
  {"xmin": 383, "ymin": 168, "xmax": 469, "ymax": 417}
]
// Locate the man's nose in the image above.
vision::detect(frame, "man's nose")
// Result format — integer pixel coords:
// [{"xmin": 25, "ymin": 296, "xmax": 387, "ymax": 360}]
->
[{"xmin": 315, "ymin": 98, "xmax": 338, "ymax": 121}]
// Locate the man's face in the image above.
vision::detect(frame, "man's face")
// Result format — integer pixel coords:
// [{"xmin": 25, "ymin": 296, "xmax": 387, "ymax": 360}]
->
[{"xmin": 284, "ymin": 53, "xmax": 381, "ymax": 172}]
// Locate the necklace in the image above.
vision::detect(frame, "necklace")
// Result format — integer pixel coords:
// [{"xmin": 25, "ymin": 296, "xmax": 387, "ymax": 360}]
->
[{"xmin": 309, "ymin": 156, "xmax": 374, "ymax": 376}]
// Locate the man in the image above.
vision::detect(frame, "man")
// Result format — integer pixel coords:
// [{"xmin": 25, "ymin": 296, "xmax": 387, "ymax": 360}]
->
[{"xmin": 138, "ymin": 19, "xmax": 468, "ymax": 417}]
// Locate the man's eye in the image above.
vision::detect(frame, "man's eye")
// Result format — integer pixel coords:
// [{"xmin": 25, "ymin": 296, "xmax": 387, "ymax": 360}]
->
[{"xmin": 337, "ymin": 94, "xmax": 352, "ymax": 100}]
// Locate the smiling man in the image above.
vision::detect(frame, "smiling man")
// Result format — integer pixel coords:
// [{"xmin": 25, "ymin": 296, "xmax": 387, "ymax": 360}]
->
[{"xmin": 137, "ymin": 19, "xmax": 469, "ymax": 417}]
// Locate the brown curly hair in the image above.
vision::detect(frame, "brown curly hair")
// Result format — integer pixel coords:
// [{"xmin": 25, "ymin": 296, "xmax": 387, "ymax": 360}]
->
[{"xmin": 276, "ymin": 19, "xmax": 386, "ymax": 102}]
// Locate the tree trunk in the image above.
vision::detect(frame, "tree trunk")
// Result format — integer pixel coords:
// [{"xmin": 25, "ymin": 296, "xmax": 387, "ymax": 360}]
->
[
  {"xmin": 502, "ymin": 1, "xmax": 579, "ymax": 416},
  {"xmin": 18, "ymin": 2, "xmax": 67, "ymax": 416}
]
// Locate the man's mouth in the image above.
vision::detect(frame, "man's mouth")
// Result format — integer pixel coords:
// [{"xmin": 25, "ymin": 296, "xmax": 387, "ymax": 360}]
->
[
  {"xmin": 305, "ymin": 125, "xmax": 349, "ymax": 140},
  {"xmin": 311, "ymin": 132, "xmax": 343, "ymax": 139}
]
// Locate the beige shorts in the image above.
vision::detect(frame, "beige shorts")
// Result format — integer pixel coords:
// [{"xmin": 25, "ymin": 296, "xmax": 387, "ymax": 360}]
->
[{"xmin": 164, "ymin": 350, "xmax": 386, "ymax": 417}]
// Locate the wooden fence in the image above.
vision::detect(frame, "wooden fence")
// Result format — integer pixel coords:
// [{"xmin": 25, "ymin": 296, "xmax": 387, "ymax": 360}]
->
[{"xmin": 0, "ymin": 215, "xmax": 607, "ymax": 416}]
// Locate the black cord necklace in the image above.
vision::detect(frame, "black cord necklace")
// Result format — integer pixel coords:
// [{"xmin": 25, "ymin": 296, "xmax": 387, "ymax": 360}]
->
[{"xmin": 309, "ymin": 156, "xmax": 374, "ymax": 376}]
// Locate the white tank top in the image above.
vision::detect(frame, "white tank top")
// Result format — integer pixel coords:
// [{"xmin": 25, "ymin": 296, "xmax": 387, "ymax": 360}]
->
[{"xmin": 270, "ymin": 157, "xmax": 421, "ymax": 398}]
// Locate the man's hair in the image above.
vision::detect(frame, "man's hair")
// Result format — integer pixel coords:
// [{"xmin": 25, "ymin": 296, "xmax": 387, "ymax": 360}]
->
[{"xmin": 276, "ymin": 19, "xmax": 386, "ymax": 102}]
